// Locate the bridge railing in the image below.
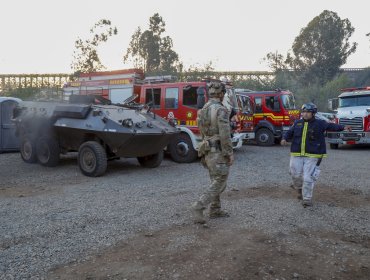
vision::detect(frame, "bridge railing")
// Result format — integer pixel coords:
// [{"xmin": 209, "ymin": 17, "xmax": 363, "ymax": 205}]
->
[
  {"xmin": 0, "ymin": 68, "xmax": 368, "ymax": 94},
  {"xmin": 0, "ymin": 74, "xmax": 72, "ymax": 93}
]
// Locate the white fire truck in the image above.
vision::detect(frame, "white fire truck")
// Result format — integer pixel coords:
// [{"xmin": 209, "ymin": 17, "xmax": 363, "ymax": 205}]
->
[{"xmin": 327, "ymin": 87, "xmax": 370, "ymax": 149}]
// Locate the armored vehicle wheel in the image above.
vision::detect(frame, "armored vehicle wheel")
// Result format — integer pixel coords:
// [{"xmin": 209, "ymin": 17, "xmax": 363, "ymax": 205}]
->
[
  {"xmin": 20, "ymin": 135, "xmax": 37, "ymax": 163},
  {"xmin": 168, "ymin": 133, "xmax": 198, "ymax": 163},
  {"xmin": 256, "ymin": 128, "xmax": 274, "ymax": 146},
  {"xmin": 78, "ymin": 141, "xmax": 107, "ymax": 177},
  {"xmin": 330, "ymin": 143, "xmax": 339, "ymax": 149},
  {"xmin": 36, "ymin": 136, "xmax": 60, "ymax": 167},
  {"xmin": 137, "ymin": 151, "xmax": 163, "ymax": 168}
]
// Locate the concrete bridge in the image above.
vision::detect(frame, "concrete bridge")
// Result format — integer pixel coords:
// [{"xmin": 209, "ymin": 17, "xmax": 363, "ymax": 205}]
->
[
  {"xmin": 0, "ymin": 73, "xmax": 71, "ymax": 92},
  {"xmin": 0, "ymin": 68, "xmax": 368, "ymax": 94}
]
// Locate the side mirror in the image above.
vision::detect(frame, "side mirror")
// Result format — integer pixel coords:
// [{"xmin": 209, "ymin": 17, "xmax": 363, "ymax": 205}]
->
[
  {"xmin": 183, "ymin": 85, "xmax": 192, "ymax": 91},
  {"xmin": 328, "ymin": 98, "xmax": 338, "ymax": 111},
  {"xmin": 197, "ymin": 95, "xmax": 205, "ymax": 109},
  {"xmin": 197, "ymin": 87, "xmax": 206, "ymax": 109}
]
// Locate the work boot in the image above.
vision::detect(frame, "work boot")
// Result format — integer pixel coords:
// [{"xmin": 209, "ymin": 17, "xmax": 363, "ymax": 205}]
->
[
  {"xmin": 191, "ymin": 202, "xmax": 206, "ymax": 224},
  {"xmin": 297, "ymin": 189, "xmax": 303, "ymax": 200},
  {"xmin": 302, "ymin": 199, "xmax": 313, "ymax": 208},
  {"xmin": 209, "ymin": 209, "xmax": 230, "ymax": 219}
]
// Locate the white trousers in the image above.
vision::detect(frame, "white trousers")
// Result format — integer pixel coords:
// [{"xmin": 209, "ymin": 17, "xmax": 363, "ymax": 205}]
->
[{"xmin": 289, "ymin": 156, "xmax": 319, "ymax": 200}]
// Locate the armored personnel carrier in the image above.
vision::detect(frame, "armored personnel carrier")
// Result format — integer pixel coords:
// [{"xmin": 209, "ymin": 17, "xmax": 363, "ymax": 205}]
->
[{"xmin": 13, "ymin": 95, "xmax": 179, "ymax": 177}]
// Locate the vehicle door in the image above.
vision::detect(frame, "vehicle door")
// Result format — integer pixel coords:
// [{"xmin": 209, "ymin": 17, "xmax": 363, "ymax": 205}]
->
[
  {"xmin": 162, "ymin": 86, "xmax": 180, "ymax": 122},
  {"xmin": 144, "ymin": 86, "xmax": 163, "ymax": 112},
  {"xmin": 263, "ymin": 95, "xmax": 282, "ymax": 125},
  {"xmin": 237, "ymin": 95, "xmax": 254, "ymax": 132},
  {"xmin": 1, "ymin": 100, "xmax": 20, "ymax": 151},
  {"xmin": 179, "ymin": 84, "xmax": 200, "ymax": 127}
]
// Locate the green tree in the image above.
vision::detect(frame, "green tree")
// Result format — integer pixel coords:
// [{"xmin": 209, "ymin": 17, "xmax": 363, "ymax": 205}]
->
[
  {"xmin": 286, "ymin": 10, "xmax": 357, "ymax": 85},
  {"xmin": 71, "ymin": 19, "xmax": 118, "ymax": 74},
  {"xmin": 123, "ymin": 13, "xmax": 181, "ymax": 74},
  {"xmin": 263, "ymin": 51, "xmax": 288, "ymax": 72},
  {"xmin": 159, "ymin": 36, "xmax": 183, "ymax": 73},
  {"xmin": 263, "ymin": 51, "xmax": 295, "ymax": 90},
  {"xmin": 179, "ymin": 61, "xmax": 214, "ymax": 81},
  {"xmin": 353, "ymin": 67, "xmax": 370, "ymax": 85}
]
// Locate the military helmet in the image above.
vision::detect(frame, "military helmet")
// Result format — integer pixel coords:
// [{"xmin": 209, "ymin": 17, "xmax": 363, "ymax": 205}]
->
[
  {"xmin": 208, "ymin": 82, "xmax": 225, "ymax": 97},
  {"xmin": 301, "ymin": 103, "xmax": 318, "ymax": 114}
]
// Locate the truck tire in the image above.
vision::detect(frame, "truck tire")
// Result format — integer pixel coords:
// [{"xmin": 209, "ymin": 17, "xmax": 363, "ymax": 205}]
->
[
  {"xmin": 78, "ymin": 141, "xmax": 107, "ymax": 177},
  {"xmin": 20, "ymin": 135, "xmax": 37, "ymax": 163},
  {"xmin": 137, "ymin": 151, "xmax": 163, "ymax": 168},
  {"xmin": 168, "ymin": 133, "xmax": 198, "ymax": 163},
  {"xmin": 330, "ymin": 144, "xmax": 339, "ymax": 150},
  {"xmin": 36, "ymin": 136, "xmax": 60, "ymax": 167},
  {"xmin": 256, "ymin": 128, "xmax": 275, "ymax": 146}
]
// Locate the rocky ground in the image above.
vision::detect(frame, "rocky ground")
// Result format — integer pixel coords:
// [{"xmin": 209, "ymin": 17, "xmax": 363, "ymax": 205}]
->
[{"xmin": 0, "ymin": 143, "xmax": 369, "ymax": 280}]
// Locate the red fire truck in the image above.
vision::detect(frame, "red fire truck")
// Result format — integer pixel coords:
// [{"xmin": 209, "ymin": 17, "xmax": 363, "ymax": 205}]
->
[
  {"xmin": 236, "ymin": 89, "xmax": 300, "ymax": 145},
  {"xmin": 63, "ymin": 69, "xmax": 144, "ymax": 103},
  {"xmin": 138, "ymin": 77, "xmax": 254, "ymax": 162}
]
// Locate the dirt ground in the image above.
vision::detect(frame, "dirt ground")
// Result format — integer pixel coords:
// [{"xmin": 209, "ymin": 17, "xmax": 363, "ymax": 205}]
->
[
  {"xmin": 1, "ymin": 145, "xmax": 369, "ymax": 280},
  {"xmin": 48, "ymin": 185, "xmax": 370, "ymax": 280}
]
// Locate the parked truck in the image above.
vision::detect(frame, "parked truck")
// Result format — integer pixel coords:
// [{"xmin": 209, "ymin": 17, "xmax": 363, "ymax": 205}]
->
[
  {"xmin": 327, "ymin": 87, "xmax": 370, "ymax": 149},
  {"xmin": 236, "ymin": 89, "xmax": 300, "ymax": 146},
  {"xmin": 138, "ymin": 77, "xmax": 255, "ymax": 163},
  {"xmin": 63, "ymin": 69, "xmax": 144, "ymax": 103}
]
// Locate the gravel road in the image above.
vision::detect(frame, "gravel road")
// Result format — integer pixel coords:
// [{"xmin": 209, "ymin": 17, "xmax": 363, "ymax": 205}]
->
[{"xmin": 0, "ymin": 144, "xmax": 369, "ymax": 279}]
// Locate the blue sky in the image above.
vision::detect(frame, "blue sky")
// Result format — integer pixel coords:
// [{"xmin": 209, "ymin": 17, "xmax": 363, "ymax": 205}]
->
[{"xmin": 0, "ymin": 0, "xmax": 369, "ymax": 73}]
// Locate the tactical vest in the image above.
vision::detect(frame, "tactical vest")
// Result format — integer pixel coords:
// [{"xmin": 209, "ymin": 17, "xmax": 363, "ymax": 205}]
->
[{"xmin": 197, "ymin": 100, "xmax": 225, "ymax": 141}]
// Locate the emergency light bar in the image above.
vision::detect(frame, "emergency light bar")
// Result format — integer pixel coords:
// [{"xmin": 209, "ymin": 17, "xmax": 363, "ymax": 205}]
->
[
  {"xmin": 144, "ymin": 75, "xmax": 176, "ymax": 84},
  {"xmin": 340, "ymin": 86, "xmax": 370, "ymax": 92}
]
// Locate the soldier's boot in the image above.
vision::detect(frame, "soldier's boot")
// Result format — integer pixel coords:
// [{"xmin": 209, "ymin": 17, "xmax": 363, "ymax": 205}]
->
[
  {"xmin": 302, "ymin": 199, "xmax": 313, "ymax": 208},
  {"xmin": 191, "ymin": 202, "xmax": 206, "ymax": 224},
  {"xmin": 209, "ymin": 208, "xmax": 230, "ymax": 218},
  {"xmin": 209, "ymin": 196, "xmax": 229, "ymax": 218}
]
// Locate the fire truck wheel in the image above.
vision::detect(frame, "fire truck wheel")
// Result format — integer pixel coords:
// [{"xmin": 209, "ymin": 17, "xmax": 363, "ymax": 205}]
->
[
  {"xmin": 78, "ymin": 141, "xmax": 107, "ymax": 177},
  {"xmin": 137, "ymin": 151, "xmax": 163, "ymax": 168},
  {"xmin": 36, "ymin": 136, "xmax": 60, "ymax": 167},
  {"xmin": 20, "ymin": 135, "xmax": 37, "ymax": 163},
  {"xmin": 168, "ymin": 133, "xmax": 198, "ymax": 163},
  {"xmin": 330, "ymin": 144, "xmax": 339, "ymax": 149},
  {"xmin": 256, "ymin": 128, "xmax": 275, "ymax": 146}
]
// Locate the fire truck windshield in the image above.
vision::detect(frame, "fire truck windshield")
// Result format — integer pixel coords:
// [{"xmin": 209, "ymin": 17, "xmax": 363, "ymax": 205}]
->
[
  {"xmin": 281, "ymin": 94, "xmax": 296, "ymax": 109},
  {"xmin": 339, "ymin": 95, "xmax": 370, "ymax": 107}
]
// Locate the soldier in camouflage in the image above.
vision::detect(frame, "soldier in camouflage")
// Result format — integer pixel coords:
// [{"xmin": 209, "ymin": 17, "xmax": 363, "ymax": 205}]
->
[{"xmin": 191, "ymin": 81, "xmax": 234, "ymax": 224}]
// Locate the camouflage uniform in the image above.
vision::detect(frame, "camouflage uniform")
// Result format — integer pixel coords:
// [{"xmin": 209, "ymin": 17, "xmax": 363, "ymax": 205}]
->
[{"xmin": 191, "ymin": 82, "xmax": 233, "ymax": 224}]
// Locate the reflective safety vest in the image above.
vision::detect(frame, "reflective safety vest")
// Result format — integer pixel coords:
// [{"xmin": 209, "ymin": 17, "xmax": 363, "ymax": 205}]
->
[{"xmin": 283, "ymin": 118, "xmax": 344, "ymax": 158}]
